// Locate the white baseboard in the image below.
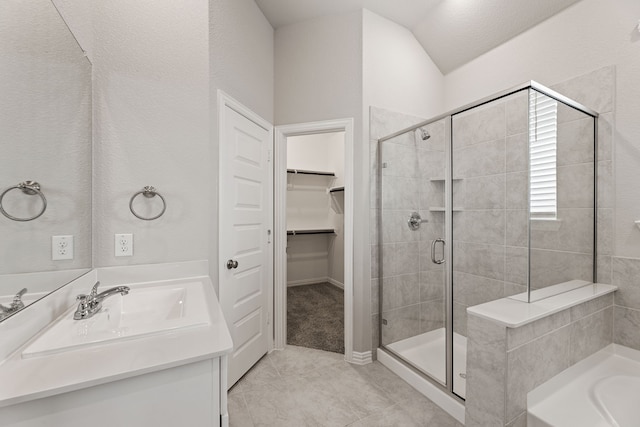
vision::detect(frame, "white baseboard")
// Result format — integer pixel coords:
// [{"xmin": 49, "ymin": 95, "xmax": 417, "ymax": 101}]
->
[
  {"xmin": 287, "ymin": 277, "xmax": 328, "ymax": 287},
  {"xmin": 377, "ymin": 348, "xmax": 465, "ymax": 424},
  {"xmin": 349, "ymin": 351, "xmax": 373, "ymax": 365},
  {"xmin": 287, "ymin": 277, "xmax": 344, "ymax": 288},
  {"xmin": 327, "ymin": 278, "xmax": 344, "ymax": 289}
]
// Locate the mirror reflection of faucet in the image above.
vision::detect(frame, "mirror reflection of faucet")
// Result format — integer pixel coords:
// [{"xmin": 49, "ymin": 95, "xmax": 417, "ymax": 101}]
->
[
  {"xmin": 0, "ymin": 287, "xmax": 27, "ymax": 320},
  {"xmin": 73, "ymin": 281, "xmax": 130, "ymax": 320}
]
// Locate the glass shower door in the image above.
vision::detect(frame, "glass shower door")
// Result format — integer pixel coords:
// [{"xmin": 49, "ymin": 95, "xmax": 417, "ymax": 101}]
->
[
  {"xmin": 379, "ymin": 118, "xmax": 449, "ymax": 388},
  {"xmin": 450, "ymin": 89, "xmax": 532, "ymax": 398}
]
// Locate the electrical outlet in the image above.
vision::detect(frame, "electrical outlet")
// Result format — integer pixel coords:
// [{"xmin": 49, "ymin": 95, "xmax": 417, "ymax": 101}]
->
[
  {"xmin": 115, "ymin": 233, "xmax": 133, "ymax": 257},
  {"xmin": 52, "ymin": 235, "xmax": 73, "ymax": 260}
]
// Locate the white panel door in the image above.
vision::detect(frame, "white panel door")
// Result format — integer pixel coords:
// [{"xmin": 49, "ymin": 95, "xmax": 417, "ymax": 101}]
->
[{"xmin": 219, "ymin": 104, "xmax": 272, "ymax": 388}]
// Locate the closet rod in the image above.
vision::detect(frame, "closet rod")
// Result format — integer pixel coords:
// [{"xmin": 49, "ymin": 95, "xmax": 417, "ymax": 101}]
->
[
  {"xmin": 287, "ymin": 229, "xmax": 335, "ymax": 236},
  {"xmin": 286, "ymin": 169, "xmax": 335, "ymax": 177}
]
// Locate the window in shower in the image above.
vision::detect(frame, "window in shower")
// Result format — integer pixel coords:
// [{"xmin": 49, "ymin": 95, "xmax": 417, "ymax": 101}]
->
[{"xmin": 529, "ymin": 91, "xmax": 558, "ymax": 220}]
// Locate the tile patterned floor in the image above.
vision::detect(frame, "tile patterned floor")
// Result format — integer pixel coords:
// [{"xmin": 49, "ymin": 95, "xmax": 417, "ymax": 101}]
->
[{"xmin": 228, "ymin": 345, "xmax": 463, "ymax": 427}]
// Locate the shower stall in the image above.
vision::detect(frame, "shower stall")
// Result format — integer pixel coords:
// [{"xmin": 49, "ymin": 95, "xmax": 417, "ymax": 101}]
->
[{"xmin": 375, "ymin": 82, "xmax": 597, "ymax": 403}]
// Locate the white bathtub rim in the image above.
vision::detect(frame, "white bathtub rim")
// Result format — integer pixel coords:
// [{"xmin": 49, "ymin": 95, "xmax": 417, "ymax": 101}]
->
[{"xmin": 528, "ymin": 344, "xmax": 640, "ymax": 427}]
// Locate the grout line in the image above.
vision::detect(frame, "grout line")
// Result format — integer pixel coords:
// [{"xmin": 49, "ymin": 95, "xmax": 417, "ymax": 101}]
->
[{"xmin": 507, "ymin": 303, "xmax": 613, "ymax": 352}]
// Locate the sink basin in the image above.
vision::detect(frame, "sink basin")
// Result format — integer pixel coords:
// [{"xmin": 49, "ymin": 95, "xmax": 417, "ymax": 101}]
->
[{"xmin": 22, "ymin": 281, "xmax": 211, "ymax": 358}]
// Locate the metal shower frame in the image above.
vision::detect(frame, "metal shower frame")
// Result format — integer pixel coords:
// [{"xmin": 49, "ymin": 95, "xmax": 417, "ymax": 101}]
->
[{"xmin": 376, "ymin": 80, "xmax": 599, "ymax": 402}]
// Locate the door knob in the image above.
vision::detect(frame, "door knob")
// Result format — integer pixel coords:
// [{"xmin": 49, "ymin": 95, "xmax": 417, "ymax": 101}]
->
[{"xmin": 226, "ymin": 259, "xmax": 239, "ymax": 269}]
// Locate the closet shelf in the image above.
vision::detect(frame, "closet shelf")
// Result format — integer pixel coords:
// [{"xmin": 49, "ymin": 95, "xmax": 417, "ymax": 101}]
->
[
  {"xmin": 287, "ymin": 168, "xmax": 335, "ymax": 177},
  {"xmin": 287, "ymin": 228, "xmax": 336, "ymax": 236},
  {"xmin": 329, "ymin": 186, "xmax": 344, "ymax": 193}
]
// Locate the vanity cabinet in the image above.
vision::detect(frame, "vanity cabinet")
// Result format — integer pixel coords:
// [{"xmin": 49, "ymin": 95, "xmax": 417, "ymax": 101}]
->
[
  {"xmin": 0, "ymin": 357, "xmax": 227, "ymax": 427},
  {"xmin": 0, "ymin": 262, "xmax": 233, "ymax": 427}
]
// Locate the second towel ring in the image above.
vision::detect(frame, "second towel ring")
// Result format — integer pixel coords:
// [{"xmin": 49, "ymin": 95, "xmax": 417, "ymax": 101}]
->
[
  {"xmin": 129, "ymin": 186, "xmax": 166, "ymax": 221},
  {"xmin": 0, "ymin": 181, "xmax": 47, "ymax": 222}
]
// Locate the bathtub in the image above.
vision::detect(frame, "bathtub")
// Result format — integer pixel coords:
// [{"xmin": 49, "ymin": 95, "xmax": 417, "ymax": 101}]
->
[{"xmin": 528, "ymin": 344, "xmax": 640, "ymax": 427}]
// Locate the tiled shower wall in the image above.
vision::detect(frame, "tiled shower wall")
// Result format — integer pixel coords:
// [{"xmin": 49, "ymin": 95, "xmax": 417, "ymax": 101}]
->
[
  {"xmin": 452, "ymin": 88, "xmax": 597, "ymax": 337},
  {"xmin": 451, "ymin": 92, "xmax": 530, "ymax": 338},
  {"xmin": 370, "ymin": 107, "xmax": 447, "ymax": 348},
  {"xmin": 547, "ymin": 67, "xmax": 640, "ymax": 354},
  {"xmin": 465, "ymin": 66, "xmax": 617, "ymax": 427}
]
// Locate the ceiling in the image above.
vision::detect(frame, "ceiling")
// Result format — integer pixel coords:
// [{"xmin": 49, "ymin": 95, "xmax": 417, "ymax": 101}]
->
[{"xmin": 254, "ymin": 0, "xmax": 582, "ymax": 73}]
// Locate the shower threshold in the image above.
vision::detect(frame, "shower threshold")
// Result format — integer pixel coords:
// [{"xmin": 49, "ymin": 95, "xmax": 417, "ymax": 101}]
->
[{"xmin": 386, "ymin": 328, "xmax": 467, "ymax": 398}]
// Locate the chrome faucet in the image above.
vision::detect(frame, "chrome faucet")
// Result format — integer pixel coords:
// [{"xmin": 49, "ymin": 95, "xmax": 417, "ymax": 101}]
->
[
  {"xmin": 73, "ymin": 281, "xmax": 130, "ymax": 320},
  {"xmin": 0, "ymin": 288, "xmax": 27, "ymax": 320}
]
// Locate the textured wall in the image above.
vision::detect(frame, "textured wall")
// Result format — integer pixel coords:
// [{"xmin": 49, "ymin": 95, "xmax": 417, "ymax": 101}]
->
[
  {"xmin": 0, "ymin": 0, "xmax": 91, "ymax": 282},
  {"xmin": 92, "ymin": 0, "xmax": 210, "ymax": 269},
  {"xmin": 274, "ymin": 11, "xmax": 369, "ymax": 351}
]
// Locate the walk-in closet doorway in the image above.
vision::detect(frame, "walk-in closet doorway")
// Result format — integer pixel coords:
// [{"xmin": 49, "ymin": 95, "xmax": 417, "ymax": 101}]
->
[{"xmin": 274, "ymin": 119, "xmax": 355, "ymax": 362}]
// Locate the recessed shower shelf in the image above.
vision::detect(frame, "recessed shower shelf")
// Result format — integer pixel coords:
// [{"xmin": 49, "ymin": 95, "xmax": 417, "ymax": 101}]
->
[
  {"xmin": 429, "ymin": 177, "xmax": 463, "ymax": 182},
  {"xmin": 429, "ymin": 207, "xmax": 464, "ymax": 212}
]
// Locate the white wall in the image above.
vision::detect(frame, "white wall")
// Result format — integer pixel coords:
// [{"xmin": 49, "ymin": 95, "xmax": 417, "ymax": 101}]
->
[
  {"xmin": 275, "ymin": 9, "xmax": 447, "ymax": 352},
  {"xmin": 287, "ymin": 134, "xmax": 331, "ymax": 172},
  {"xmin": 363, "ymin": 9, "xmax": 445, "ymax": 122},
  {"xmin": 93, "ymin": 0, "xmax": 210, "ymax": 268},
  {"xmin": 444, "ymin": 0, "xmax": 640, "ymax": 258},
  {"xmin": 209, "ymin": 0, "xmax": 274, "ymax": 293},
  {"xmin": 0, "ymin": 0, "xmax": 91, "ymax": 277},
  {"xmin": 275, "ymin": 12, "xmax": 363, "ymax": 127},
  {"xmin": 51, "ymin": 0, "xmax": 93, "ymax": 60},
  {"xmin": 275, "ymin": 11, "xmax": 368, "ymax": 350}
]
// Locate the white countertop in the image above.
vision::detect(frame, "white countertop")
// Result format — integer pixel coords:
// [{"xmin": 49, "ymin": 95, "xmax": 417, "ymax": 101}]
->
[
  {"xmin": 467, "ymin": 281, "xmax": 617, "ymax": 328},
  {"xmin": 0, "ymin": 273, "xmax": 232, "ymax": 408}
]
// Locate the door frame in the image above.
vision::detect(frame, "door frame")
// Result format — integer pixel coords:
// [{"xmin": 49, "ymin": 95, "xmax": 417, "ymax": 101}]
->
[
  {"xmin": 274, "ymin": 118, "xmax": 355, "ymax": 362},
  {"xmin": 217, "ymin": 90, "xmax": 274, "ymax": 352}
]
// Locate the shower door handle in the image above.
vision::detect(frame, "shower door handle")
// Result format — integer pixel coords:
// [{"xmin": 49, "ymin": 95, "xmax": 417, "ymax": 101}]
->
[{"xmin": 431, "ymin": 239, "xmax": 445, "ymax": 265}]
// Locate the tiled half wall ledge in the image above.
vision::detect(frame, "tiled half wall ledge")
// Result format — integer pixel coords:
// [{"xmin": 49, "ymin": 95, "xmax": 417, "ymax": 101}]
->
[{"xmin": 464, "ymin": 281, "xmax": 617, "ymax": 427}]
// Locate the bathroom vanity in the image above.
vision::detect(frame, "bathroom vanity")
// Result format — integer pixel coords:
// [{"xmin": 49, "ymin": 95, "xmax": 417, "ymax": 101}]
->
[{"xmin": 0, "ymin": 261, "xmax": 233, "ymax": 427}]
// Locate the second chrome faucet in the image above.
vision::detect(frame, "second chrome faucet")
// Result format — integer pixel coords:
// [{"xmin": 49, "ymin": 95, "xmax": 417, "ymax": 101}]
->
[{"xmin": 73, "ymin": 281, "xmax": 130, "ymax": 320}]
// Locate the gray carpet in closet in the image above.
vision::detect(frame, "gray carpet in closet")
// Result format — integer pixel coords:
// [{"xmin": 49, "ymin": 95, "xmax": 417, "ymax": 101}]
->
[{"xmin": 287, "ymin": 282, "xmax": 344, "ymax": 354}]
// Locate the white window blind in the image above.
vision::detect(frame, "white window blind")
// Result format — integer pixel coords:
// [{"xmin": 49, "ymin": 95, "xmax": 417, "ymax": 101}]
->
[{"xmin": 529, "ymin": 91, "xmax": 558, "ymax": 219}]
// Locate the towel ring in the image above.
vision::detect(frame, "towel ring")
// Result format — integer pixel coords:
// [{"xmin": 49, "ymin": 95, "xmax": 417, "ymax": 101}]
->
[
  {"xmin": 0, "ymin": 181, "xmax": 47, "ymax": 222},
  {"xmin": 129, "ymin": 186, "xmax": 166, "ymax": 221}
]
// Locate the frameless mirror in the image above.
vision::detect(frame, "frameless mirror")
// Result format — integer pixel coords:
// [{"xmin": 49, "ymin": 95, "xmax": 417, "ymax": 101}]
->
[{"xmin": 0, "ymin": 0, "xmax": 92, "ymax": 320}]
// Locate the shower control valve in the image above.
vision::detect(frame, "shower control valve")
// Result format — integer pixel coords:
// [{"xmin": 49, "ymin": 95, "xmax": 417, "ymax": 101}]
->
[{"xmin": 407, "ymin": 212, "xmax": 428, "ymax": 231}]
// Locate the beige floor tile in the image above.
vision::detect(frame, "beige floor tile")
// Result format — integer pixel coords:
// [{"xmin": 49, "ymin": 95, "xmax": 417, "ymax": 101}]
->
[
  {"xmin": 348, "ymin": 404, "xmax": 422, "ymax": 427},
  {"xmin": 268, "ymin": 345, "xmax": 343, "ymax": 377},
  {"xmin": 228, "ymin": 394, "xmax": 255, "ymax": 427},
  {"xmin": 228, "ymin": 346, "xmax": 461, "ymax": 427}
]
